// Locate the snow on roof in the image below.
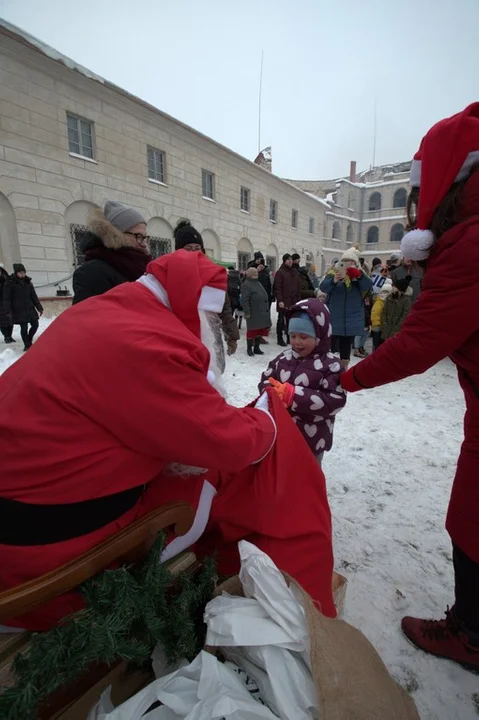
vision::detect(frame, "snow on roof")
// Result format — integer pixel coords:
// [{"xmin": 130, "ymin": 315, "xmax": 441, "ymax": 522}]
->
[
  {"xmin": 305, "ymin": 192, "xmax": 330, "ymax": 208},
  {"xmin": 0, "ymin": 19, "xmax": 105, "ymax": 83}
]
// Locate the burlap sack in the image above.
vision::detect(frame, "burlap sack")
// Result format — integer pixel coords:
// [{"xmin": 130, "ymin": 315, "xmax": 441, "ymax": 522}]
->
[{"xmin": 212, "ymin": 575, "xmax": 419, "ymax": 720}]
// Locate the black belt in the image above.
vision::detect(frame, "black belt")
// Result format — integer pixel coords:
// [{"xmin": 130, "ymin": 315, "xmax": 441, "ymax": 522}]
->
[{"xmin": 0, "ymin": 485, "xmax": 144, "ymax": 546}]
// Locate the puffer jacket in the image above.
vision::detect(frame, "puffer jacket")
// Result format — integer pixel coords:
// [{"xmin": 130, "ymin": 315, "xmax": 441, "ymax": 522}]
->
[
  {"xmin": 259, "ymin": 299, "xmax": 347, "ymax": 454},
  {"xmin": 241, "ymin": 278, "xmax": 271, "ymax": 331},
  {"xmin": 4, "ymin": 275, "xmax": 43, "ymax": 324},
  {"xmin": 319, "ymin": 271, "xmax": 373, "ymax": 336},
  {"xmin": 381, "ymin": 288, "xmax": 413, "ymax": 340},
  {"xmin": 371, "ymin": 296, "xmax": 386, "ymax": 331}
]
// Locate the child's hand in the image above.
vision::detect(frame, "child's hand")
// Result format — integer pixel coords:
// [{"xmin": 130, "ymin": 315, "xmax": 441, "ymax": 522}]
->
[
  {"xmin": 268, "ymin": 378, "xmax": 295, "ymax": 408},
  {"xmin": 346, "ymin": 266, "xmax": 362, "ymax": 280}
]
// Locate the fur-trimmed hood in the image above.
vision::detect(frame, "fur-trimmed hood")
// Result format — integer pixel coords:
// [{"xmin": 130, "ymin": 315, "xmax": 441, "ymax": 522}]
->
[{"xmin": 86, "ymin": 208, "xmax": 132, "ymax": 251}]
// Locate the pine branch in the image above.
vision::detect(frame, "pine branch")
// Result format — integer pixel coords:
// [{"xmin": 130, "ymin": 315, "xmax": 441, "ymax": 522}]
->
[{"xmin": 0, "ymin": 536, "xmax": 216, "ymax": 720}]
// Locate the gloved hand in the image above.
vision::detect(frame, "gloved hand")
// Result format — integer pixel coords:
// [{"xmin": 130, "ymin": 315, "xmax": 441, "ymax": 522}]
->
[
  {"xmin": 268, "ymin": 377, "xmax": 295, "ymax": 408},
  {"xmin": 227, "ymin": 340, "xmax": 237, "ymax": 356},
  {"xmin": 347, "ymin": 266, "xmax": 362, "ymax": 280}
]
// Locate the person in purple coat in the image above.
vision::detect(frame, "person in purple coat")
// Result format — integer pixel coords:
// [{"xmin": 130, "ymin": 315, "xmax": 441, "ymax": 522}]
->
[{"xmin": 259, "ymin": 298, "xmax": 347, "ymax": 464}]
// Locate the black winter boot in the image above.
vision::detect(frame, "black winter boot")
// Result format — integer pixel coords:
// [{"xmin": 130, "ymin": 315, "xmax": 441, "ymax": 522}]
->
[
  {"xmin": 254, "ymin": 337, "xmax": 264, "ymax": 355},
  {"xmin": 277, "ymin": 337, "xmax": 287, "ymax": 347},
  {"xmin": 247, "ymin": 339, "xmax": 254, "ymax": 357}
]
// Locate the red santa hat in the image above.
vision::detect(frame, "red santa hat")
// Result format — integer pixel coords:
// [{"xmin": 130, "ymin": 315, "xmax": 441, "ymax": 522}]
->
[
  {"xmin": 144, "ymin": 250, "xmax": 226, "ymax": 340},
  {"xmin": 401, "ymin": 102, "xmax": 479, "ymax": 261}
]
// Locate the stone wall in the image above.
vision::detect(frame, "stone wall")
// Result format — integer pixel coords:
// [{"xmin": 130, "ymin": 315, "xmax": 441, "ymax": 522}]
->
[{"xmin": 0, "ymin": 26, "xmax": 328, "ymax": 294}]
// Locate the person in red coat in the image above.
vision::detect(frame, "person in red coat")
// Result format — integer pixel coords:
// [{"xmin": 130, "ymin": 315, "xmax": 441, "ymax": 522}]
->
[
  {"xmin": 0, "ymin": 250, "xmax": 335, "ymax": 631},
  {"xmin": 341, "ymin": 102, "xmax": 479, "ymax": 673}
]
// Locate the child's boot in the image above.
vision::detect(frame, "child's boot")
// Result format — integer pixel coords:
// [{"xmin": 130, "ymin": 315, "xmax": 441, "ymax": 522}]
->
[{"xmin": 247, "ymin": 339, "xmax": 254, "ymax": 357}]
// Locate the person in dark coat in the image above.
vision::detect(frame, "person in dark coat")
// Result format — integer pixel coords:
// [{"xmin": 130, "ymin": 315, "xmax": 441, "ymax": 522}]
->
[
  {"xmin": 227, "ymin": 266, "xmax": 242, "ymax": 314},
  {"xmin": 241, "ymin": 267, "xmax": 271, "ymax": 356},
  {"xmin": 72, "ymin": 200, "xmax": 152, "ymax": 305},
  {"xmin": 256, "ymin": 260, "xmax": 273, "ymax": 305},
  {"xmin": 4, "ymin": 264, "xmax": 43, "ymax": 351},
  {"xmin": 0, "ymin": 264, "xmax": 14, "ymax": 344},
  {"xmin": 273, "ymin": 254, "xmax": 301, "ymax": 346},
  {"xmin": 173, "ymin": 219, "xmax": 239, "ymax": 369},
  {"xmin": 389, "ymin": 252, "xmax": 423, "ymax": 302}
]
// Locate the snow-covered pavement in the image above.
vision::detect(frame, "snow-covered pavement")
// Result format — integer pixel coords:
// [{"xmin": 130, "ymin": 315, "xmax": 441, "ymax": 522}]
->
[
  {"xmin": 225, "ymin": 330, "xmax": 477, "ymax": 720},
  {"xmin": 0, "ymin": 316, "xmax": 477, "ymax": 718}
]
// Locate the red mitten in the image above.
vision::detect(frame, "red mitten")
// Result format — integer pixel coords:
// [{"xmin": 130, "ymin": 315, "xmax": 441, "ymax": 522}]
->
[
  {"xmin": 346, "ymin": 266, "xmax": 362, "ymax": 280},
  {"xmin": 268, "ymin": 378, "xmax": 295, "ymax": 408}
]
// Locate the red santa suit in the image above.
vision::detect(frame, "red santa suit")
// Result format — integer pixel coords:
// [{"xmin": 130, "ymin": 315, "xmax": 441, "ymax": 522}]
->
[{"xmin": 0, "ymin": 251, "xmax": 335, "ymax": 629}]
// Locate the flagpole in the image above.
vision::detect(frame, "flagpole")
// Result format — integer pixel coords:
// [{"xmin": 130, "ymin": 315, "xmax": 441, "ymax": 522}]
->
[{"xmin": 258, "ymin": 50, "xmax": 264, "ymax": 155}]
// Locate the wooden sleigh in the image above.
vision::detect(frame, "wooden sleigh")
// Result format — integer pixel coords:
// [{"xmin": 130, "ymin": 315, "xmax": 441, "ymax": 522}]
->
[{"xmin": 0, "ymin": 501, "xmax": 198, "ymax": 719}]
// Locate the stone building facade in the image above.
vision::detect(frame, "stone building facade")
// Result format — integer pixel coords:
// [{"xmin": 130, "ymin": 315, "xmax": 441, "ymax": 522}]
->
[
  {"xmin": 0, "ymin": 20, "xmax": 328, "ymax": 299},
  {"xmin": 288, "ymin": 161, "xmax": 411, "ymax": 272}
]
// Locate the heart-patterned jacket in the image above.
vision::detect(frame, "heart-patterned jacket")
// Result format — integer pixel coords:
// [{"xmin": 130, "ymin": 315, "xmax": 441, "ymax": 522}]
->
[{"xmin": 259, "ymin": 299, "xmax": 347, "ymax": 455}]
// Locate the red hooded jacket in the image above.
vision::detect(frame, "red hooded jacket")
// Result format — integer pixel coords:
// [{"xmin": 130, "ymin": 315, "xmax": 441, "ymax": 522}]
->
[{"xmin": 341, "ymin": 173, "xmax": 479, "ymax": 564}]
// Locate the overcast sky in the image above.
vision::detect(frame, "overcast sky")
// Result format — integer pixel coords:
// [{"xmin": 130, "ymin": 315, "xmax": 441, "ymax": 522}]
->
[{"xmin": 1, "ymin": 0, "xmax": 478, "ymax": 179}]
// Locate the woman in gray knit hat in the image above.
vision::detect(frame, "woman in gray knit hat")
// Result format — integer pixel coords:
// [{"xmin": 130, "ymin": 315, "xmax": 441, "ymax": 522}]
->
[{"xmin": 72, "ymin": 200, "xmax": 152, "ymax": 304}]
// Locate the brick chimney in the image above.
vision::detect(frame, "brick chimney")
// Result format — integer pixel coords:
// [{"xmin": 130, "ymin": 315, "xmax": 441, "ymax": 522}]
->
[{"xmin": 349, "ymin": 161, "xmax": 357, "ymax": 183}]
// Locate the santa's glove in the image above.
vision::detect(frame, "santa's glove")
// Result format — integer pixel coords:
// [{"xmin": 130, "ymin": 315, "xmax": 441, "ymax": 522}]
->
[
  {"xmin": 346, "ymin": 266, "xmax": 362, "ymax": 280},
  {"xmin": 340, "ymin": 367, "xmax": 364, "ymax": 393},
  {"xmin": 268, "ymin": 377, "xmax": 295, "ymax": 408}
]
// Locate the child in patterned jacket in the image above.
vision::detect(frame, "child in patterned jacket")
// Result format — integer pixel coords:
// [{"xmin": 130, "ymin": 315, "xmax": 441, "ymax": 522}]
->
[{"xmin": 258, "ymin": 298, "xmax": 347, "ymax": 464}]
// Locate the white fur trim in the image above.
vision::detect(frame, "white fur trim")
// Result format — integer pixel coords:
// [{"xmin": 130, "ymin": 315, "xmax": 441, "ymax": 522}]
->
[
  {"xmin": 252, "ymin": 392, "xmax": 277, "ymax": 463},
  {"xmin": 160, "ymin": 480, "xmax": 217, "ymax": 562},
  {"xmin": 198, "ymin": 286, "xmax": 225, "ymax": 313},
  {"xmin": 456, "ymin": 150, "xmax": 479, "ymax": 181},
  {"xmin": 137, "ymin": 273, "xmax": 170, "ymax": 307},
  {"xmin": 410, "ymin": 159, "xmax": 421, "ymax": 187},
  {"xmin": 400, "ymin": 229, "xmax": 435, "ymax": 261}
]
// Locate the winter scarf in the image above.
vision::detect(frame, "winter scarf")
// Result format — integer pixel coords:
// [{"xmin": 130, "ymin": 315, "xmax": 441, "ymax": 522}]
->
[{"xmin": 84, "ymin": 245, "xmax": 151, "ymax": 282}]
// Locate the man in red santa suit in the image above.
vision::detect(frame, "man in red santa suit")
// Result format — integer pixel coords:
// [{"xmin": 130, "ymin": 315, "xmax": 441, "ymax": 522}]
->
[
  {"xmin": 0, "ymin": 250, "xmax": 335, "ymax": 631},
  {"xmin": 341, "ymin": 102, "xmax": 479, "ymax": 673}
]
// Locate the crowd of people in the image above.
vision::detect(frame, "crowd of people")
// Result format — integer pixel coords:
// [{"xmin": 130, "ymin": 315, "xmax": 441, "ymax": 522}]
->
[
  {"xmin": 0, "ymin": 102, "xmax": 478, "ymax": 681},
  {"xmin": 224, "ymin": 245, "xmax": 419, "ymax": 369}
]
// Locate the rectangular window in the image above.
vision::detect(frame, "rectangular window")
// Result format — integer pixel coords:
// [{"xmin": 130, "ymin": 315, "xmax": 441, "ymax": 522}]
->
[
  {"xmin": 309, "ymin": 217, "xmax": 315, "ymax": 234},
  {"xmin": 270, "ymin": 199, "xmax": 278, "ymax": 223},
  {"xmin": 67, "ymin": 113, "xmax": 94, "ymax": 159},
  {"xmin": 147, "ymin": 147, "xmax": 166, "ymax": 183},
  {"xmin": 240, "ymin": 186, "xmax": 250, "ymax": 212},
  {"xmin": 291, "ymin": 209, "xmax": 298, "ymax": 229},
  {"xmin": 202, "ymin": 169, "xmax": 215, "ymax": 200}
]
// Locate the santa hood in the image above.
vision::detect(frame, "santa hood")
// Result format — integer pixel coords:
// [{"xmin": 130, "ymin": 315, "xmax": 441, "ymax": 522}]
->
[{"xmin": 137, "ymin": 251, "xmax": 226, "ymax": 384}]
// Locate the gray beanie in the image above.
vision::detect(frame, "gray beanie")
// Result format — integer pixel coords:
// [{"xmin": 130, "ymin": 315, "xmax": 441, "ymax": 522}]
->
[{"xmin": 104, "ymin": 200, "xmax": 146, "ymax": 233}]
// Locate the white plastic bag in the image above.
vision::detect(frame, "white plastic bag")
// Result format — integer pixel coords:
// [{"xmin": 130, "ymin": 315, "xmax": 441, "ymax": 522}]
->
[
  {"xmin": 87, "ymin": 651, "xmax": 277, "ymax": 719},
  {"xmin": 204, "ymin": 541, "xmax": 319, "ymax": 719}
]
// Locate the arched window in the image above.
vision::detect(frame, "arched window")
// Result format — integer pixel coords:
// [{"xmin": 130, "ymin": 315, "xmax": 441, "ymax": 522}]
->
[
  {"xmin": 367, "ymin": 226, "xmax": 379, "ymax": 243},
  {"xmin": 332, "ymin": 221, "xmax": 341, "ymax": 240},
  {"xmin": 390, "ymin": 223, "xmax": 405, "ymax": 243},
  {"xmin": 369, "ymin": 192, "xmax": 382, "ymax": 211},
  {"xmin": 346, "ymin": 224, "xmax": 354, "ymax": 244},
  {"xmin": 393, "ymin": 187, "xmax": 407, "ymax": 208}
]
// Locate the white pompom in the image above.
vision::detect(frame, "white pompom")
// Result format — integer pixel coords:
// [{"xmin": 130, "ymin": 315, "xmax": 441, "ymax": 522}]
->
[{"xmin": 400, "ymin": 229, "xmax": 435, "ymax": 261}]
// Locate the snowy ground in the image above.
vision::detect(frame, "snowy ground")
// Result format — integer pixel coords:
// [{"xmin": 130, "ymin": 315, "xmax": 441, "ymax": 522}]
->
[
  {"xmin": 225, "ymin": 326, "xmax": 478, "ymax": 720},
  {"xmin": 1, "ymin": 316, "xmax": 477, "ymax": 719}
]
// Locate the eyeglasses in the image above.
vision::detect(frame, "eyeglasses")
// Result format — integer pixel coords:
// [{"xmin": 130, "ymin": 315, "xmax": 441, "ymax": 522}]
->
[{"xmin": 125, "ymin": 232, "xmax": 149, "ymax": 245}]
